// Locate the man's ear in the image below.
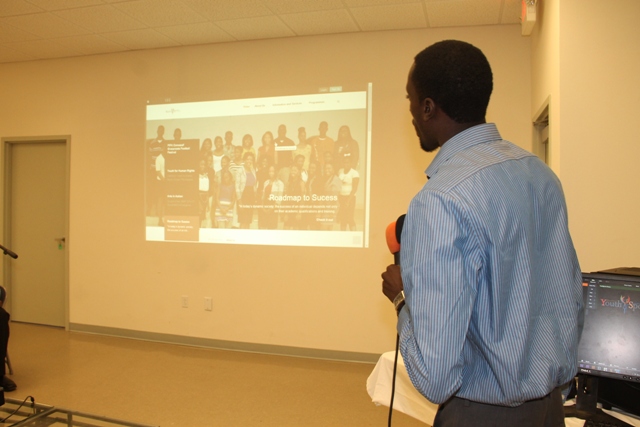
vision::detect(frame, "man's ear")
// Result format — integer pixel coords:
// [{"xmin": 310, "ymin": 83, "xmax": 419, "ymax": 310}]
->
[{"xmin": 421, "ymin": 98, "xmax": 436, "ymax": 121}]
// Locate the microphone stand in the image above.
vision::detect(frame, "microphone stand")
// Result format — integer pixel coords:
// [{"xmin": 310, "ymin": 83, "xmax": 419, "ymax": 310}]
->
[{"xmin": 0, "ymin": 244, "xmax": 18, "ymax": 260}]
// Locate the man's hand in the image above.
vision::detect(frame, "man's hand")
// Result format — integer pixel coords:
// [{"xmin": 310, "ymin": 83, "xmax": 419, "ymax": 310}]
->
[{"xmin": 381, "ymin": 264, "xmax": 404, "ymax": 303}]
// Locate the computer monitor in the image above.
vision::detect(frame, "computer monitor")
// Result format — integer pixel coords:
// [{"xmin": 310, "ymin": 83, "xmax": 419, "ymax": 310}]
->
[{"xmin": 564, "ymin": 272, "xmax": 640, "ymax": 421}]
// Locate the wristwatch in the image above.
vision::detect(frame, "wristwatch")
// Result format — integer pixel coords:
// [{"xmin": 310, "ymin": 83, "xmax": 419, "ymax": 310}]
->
[{"xmin": 393, "ymin": 290, "xmax": 405, "ymax": 314}]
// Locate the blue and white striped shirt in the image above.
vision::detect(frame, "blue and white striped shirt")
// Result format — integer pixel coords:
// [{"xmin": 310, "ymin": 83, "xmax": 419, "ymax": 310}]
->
[{"xmin": 398, "ymin": 123, "xmax": 583, "ymax": 406}]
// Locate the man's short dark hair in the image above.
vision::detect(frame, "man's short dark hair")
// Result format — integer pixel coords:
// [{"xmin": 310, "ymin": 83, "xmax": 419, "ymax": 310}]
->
[{"xmin": 412, "ymin": 40, "xmax": 493, "ymax": 123}]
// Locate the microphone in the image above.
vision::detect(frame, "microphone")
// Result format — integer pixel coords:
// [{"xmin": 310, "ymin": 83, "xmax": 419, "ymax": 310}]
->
[
  {"xmin": 384, "ymin": 214, "xmax": 407, "ymax": 427},
  {"xmin": 0, "ymin": 245, "xmax": 18, "ymax": 259},
  {"xmin": 385, "ymin": 214, "xmax": 406, "ymax": 265}
]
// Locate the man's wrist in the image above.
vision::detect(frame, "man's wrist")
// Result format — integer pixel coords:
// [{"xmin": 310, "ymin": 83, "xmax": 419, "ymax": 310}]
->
[{"xmin": 393, "ymin": 290, "xmax": 405, "ymax": 314}]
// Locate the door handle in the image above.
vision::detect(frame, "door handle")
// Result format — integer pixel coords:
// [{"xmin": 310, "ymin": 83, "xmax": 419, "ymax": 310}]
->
[{"xmin": 54, "ymin": 237, "xmax": 66, "ymax": 249}]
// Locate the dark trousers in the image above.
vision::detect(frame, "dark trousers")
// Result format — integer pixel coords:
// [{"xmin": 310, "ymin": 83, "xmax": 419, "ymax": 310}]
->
[{"xmin": 433, "ymin": 388, "xmax": 564, "ymax": 427}]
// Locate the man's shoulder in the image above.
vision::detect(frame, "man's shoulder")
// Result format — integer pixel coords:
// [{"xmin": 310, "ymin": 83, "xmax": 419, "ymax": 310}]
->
[
  {"xmin": 426, "ymin": 139, "xmax": 554, "ymax": 196},
  {"xmin": 456, "ymin": 139, "xmax": 532, "ymax": 163},
  {"xmin": 442, "ymin": 140, "xmax": 537, "ymax": 175}
]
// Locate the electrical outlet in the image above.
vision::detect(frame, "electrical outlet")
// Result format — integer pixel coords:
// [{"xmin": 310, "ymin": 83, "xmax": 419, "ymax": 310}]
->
[
  {"xmin": 181, "ymin": 295, "xmax": 189, "ymax": 308},
  {"xmin": 204, "ymin": 297, "xmax": 212, "ymax": 311}
]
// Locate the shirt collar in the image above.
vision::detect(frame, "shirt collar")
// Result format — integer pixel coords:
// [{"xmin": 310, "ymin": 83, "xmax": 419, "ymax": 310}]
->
[{"xmin": 425, "ymin": 123, "xmax": 501, "ymax": 178}]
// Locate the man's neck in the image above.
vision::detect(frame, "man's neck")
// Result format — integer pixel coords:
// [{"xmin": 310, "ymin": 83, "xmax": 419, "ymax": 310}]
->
[{"xmin": 439, "ymin": 120, "xmax": 485, "ymax": 147}]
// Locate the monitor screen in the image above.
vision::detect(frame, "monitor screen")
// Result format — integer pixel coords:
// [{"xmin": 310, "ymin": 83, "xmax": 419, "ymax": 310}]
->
[
  {"xmin": 577, "ymin": 272, "xmax": 640, "ymax": 383},
  {"xmin": 568, "ymin": 273, "xmax": 640, "ymax": 419}
]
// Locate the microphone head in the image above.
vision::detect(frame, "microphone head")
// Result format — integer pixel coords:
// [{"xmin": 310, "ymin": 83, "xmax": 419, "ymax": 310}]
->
[{"xmin": 385, "ymin": 221, "xmax": 400, "ymax": 254}]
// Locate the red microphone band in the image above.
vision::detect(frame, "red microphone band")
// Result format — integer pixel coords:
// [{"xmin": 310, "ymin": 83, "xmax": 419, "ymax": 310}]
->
[
  {"xmin": 386, "ymin": 221, "xmax": 400, "ymax": 255},
  {"xmin": 386, "ymin": 214, "xmax": 406, "ymax": 265}
]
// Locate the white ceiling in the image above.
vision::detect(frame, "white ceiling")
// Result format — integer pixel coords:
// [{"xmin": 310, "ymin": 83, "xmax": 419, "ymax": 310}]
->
[{"xmin": 0, "ymin": 0, "xmax": 522, "ymax": 64}]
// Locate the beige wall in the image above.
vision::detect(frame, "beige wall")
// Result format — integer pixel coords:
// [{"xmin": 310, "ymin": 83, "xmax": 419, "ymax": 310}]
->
[
  {"xmin": 0, "ymin": 25, "xmax": 530, "ymax": 358},
  {"xmin": 531, "ymin": 0, "xmax": 560, "ymax": 170},
  {"xmin": 532, "ymin": 0, "xmax": 640, "ymax": 272}
]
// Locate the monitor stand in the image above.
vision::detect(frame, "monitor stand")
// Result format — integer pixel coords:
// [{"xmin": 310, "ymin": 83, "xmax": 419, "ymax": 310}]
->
[{"xmin": 564, "ymin": 375, "xmax": 634, "ymax": 426}]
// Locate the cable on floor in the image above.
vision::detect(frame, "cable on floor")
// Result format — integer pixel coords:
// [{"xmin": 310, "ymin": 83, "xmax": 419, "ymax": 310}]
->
[{"xmin": 1, "ymin": 395, "xmax": 35, "ymax": 424}]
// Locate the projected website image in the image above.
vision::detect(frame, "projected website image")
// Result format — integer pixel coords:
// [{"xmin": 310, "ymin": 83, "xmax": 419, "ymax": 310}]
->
[{"xmin": 145, "ymin": 88, "xmax": 371, "ymax": 248}]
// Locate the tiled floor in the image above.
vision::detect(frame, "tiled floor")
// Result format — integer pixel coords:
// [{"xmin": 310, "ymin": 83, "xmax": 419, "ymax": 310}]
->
[{"xmin": 5, "ymin": 322, "xmax": 427, "ymax": 427}]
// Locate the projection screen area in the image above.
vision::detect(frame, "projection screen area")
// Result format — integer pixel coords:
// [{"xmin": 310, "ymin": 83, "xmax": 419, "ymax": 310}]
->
[{"xmin": 145, "ymin": 85, "xmax": 372, "ymax": 248}]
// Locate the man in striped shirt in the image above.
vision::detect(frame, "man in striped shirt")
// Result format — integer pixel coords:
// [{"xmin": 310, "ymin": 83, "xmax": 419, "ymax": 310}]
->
[{"xmin": 381, "ymin": 40, "xmax": 583, "ymax": 426}]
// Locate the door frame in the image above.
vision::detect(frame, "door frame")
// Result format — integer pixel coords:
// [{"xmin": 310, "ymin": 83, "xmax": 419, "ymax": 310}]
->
[{"xmin": 0, "ymin": 136, "xmax": 71, "ymax": 330}]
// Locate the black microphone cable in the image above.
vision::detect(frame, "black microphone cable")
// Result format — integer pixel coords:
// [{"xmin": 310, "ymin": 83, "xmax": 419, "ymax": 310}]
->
[
  {"xmin": 1, "ymin": 395, "xmax": 36, "ymax": 424},
  {"xmin": 388, "ymin": 333, "xmax": 401, "ymax": 427}
]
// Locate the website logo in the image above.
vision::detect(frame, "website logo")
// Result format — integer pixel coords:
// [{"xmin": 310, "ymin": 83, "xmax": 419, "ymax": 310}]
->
[{"xmin": 600, "ymin": 295, "xmax": 640, "ymax": 313}]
